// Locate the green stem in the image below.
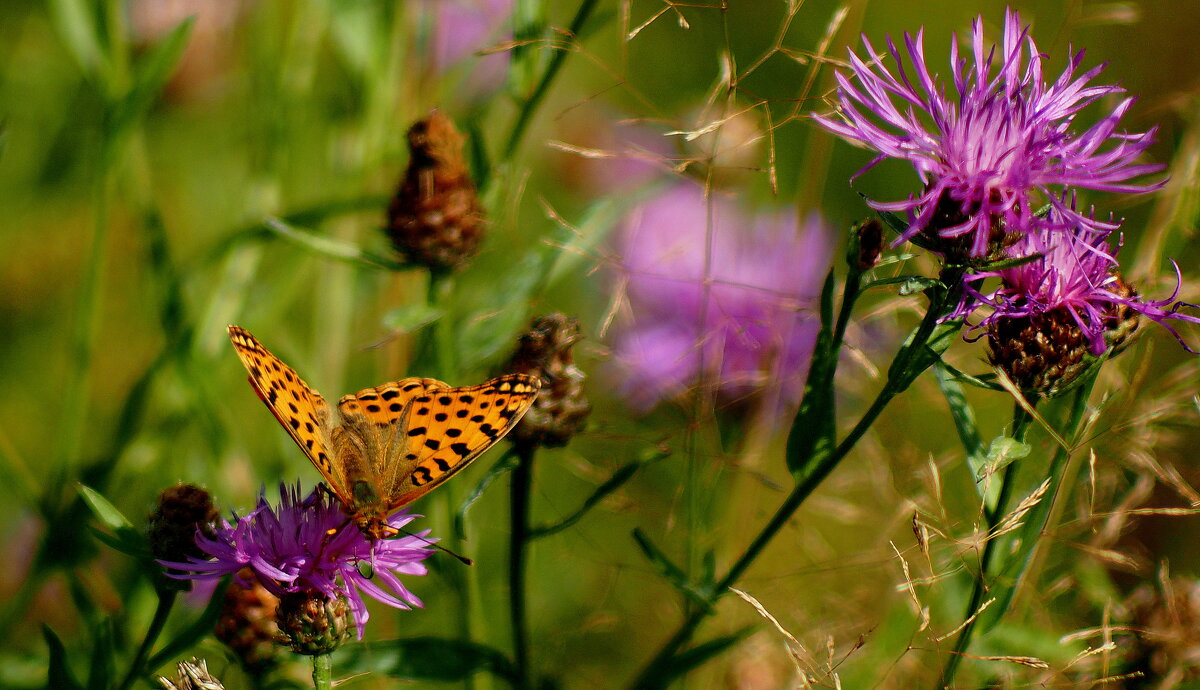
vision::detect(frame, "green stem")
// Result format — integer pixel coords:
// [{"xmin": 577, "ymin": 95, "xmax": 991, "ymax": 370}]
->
[
  {"xmin": 311, "ymin": 652, "xmax": 333, "ymax": 690},
  {"xmin": 509, "ymin": 446, "xmax": 535, "ymax": 689},
  {"xmin": 937, "ymin": 403, "xmax": 1033, "ymax": 688},
  {"xmin": 116, "ymin": 589, "xmax": 177, "ymax": 690},
  {"xmin": 501, "ymin": 0, "xmax": 600, "ymax": 160}
]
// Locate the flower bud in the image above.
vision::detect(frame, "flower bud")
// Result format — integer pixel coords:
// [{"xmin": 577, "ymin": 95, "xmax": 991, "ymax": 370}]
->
[
  {"xmin": 149, "ymin": 484, "xmax": 218, "ymax": 590},
  {"xmin": 386, "ymin": 111, "xmax": 484, "ymax": 272},
  {"xmin": 852, "ymin": 217, "xmax": 883, "ymax": 272},
  {"xmin": 275, "ymin": 590, "xmax": 351, "ymax": 656},
  {"xmin": 506, "ymin": 314, "xmax": 591, "ymax": 449}
]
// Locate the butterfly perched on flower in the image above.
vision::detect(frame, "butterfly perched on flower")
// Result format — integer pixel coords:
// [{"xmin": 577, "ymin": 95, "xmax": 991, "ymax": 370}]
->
[{"xmin": 228, "ymin": 326, "xmax": 540, "ymax": 539}]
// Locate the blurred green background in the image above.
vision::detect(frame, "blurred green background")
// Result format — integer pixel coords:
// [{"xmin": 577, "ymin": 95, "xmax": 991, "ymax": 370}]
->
[{"xmin": 4, "ymin": 0, "xmax": 1200, "ymax": 687}]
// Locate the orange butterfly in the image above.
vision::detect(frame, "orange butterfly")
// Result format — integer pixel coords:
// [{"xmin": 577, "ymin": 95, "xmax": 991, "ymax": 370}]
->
[{"xmin": 228, "ymin": 325, "xmax": 540, "ymax": 539}]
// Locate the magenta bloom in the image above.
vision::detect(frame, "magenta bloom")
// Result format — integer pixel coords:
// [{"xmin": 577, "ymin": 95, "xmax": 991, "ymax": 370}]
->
[
  {"xmin": 611, "ymin": 183, "xmax": 833, "ymax": 414},
  {"xmin": 814, "ymin": 8, "xmax": 1163, "ymax": 257},
  {"xmin": 161, "ymin": 484, "xmax": 434, "ymax": 638},
  {"xmin": 418, "ymin": 0, "xmax": 513, "ymax": 95},
  {"xmin": 960, "ymin": 209, "xmax": 1200, "ymax": 355}
]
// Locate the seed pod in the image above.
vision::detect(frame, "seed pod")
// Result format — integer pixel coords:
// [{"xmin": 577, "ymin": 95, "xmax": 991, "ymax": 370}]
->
[
  {"xmin": 386, "ymin": 111, "xmax": 484, "ymax": 272},
  {"xmin": 506, "ymin": 314, "xmax": 591, "ymax": 449},
  {"xmin": 156, "ymin": 658, "xmax": 224, "ymax": 690}
]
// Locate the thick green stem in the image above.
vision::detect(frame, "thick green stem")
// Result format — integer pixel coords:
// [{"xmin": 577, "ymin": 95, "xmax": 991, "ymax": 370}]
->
[
  {"xmin": 509, "ymin": 446, "xmax": 535, "ymax": 689},
  {"xmin": 311, "ymin": 652, "xmax": 333, "ymax": 690},
  {"xmin": 116, "ymin": 589, "xmax": 177, "ymax": 690},
  {"xmin": 937, "ymin": 404, "xmax": 1033, "ymax": 688}
]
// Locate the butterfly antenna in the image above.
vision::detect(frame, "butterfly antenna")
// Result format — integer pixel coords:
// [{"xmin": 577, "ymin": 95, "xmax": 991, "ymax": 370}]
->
[{"xmin": 396, "ymin": 527, "xmax": 473, "ymax": 566}]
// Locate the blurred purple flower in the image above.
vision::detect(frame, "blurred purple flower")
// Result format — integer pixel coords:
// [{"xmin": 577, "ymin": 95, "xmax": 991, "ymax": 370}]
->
[
  {"xmin": 813, "ymin": 8, "xmax": 1163, "ymax": 257},
  {"xmin": 612, "ymin": 183, "xmax": 833, "ymax": 414},
  {"xmin": 419, "ymin": 0, "xmax": 513, "ymax": 94},
  {"xmin": 161, "ymin": 484, "xmax": 434, "ymax": 639},
  {"xmin": 959, "ymin": 207, "xmax": 1200, "ymax": 355}
]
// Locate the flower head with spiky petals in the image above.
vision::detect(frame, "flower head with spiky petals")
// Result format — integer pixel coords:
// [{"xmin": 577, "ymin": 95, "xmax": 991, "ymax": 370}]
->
[
  {"xmin": 161, "ymin": 484, "xmax": 435, "ymax": 639},
  {"xmin": 960, "ymin": 207, "xmax": 1200, "ymax": 358},
  {"xmin": 814, "ymin": 8, "xmax": 1163, "ymax": 258}
]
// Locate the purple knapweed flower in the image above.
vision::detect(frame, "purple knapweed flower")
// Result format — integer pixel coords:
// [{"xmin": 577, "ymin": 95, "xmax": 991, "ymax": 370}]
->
[
  {"xmin": 611, "ymin": 183, "xmax": 833, "ymax": 415},
  {"xmin": 813, "ymin": 8, "xmax": 1163, "ymax": 258},
  {"xmin": 418, "ymin": 0, "xmax": 513, "ymax": 96},
  {"xmin": 161, "ymin": 484, "xmax": 435, "ymax": 639},
  {"xmin": 960, "ymin": 207, "xmax": 1200, "ymax": 356}
]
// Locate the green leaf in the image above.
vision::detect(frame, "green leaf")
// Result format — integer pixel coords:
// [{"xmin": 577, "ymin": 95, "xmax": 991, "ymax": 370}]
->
[
  {"xmin": 978, "ymin": 436, "xmax": 1032, "ymax": 483},
  {"xmin": 77, "ymin": 484, "xmax": 132, "ymax": 530},
  {"xmin": 87, "ymin": 524, "xmax": 150, "ymax": 559},
  {"xmin": 641, "ymin": 628, "xmax": 754, "ymax": 689},
  {"xmin": 455, "ymin": 451, "xmax": 520, "ymax": 540},
  {"xmin": 44, "ymin": 626, "xmax": 84, "ymax": 690},
  {"xmin": 86, "ymin": 619, "xmax": 113, "ymax": 690},
  {"xmin": 631, "ymin": 529, "xmax": 713, "ymax": 612},
  {"xmin": 263, "ymin": 217, "xmax": 406, "ymax": 270},
  {"xmin": 530, "ymin": 447, "xmax": 669, "ymax": 539},
  {"xmin": 787, "ymin": 270, "xmax": 838, "ymax": 480},
  {"xmin": 935, "ymin": 364, "xmax": 987, "ymax": 498},
  {"xmin": 509, "ymin": 0, "xmax": 549, "ymax": 98},
  {"xmin": 864, "ymin": 275, "xmax": 941, "ymax": 295},
  {"xmin": 347, "ymin": 637, "xmax": 516, "ymax": 682},
  {"xmin": 936, "ymin": 362, "xmax": 1004, "ymax": 391},
  {"xmin": 456, "ymin": 250, "xmax": 545, "ymax": 367},
  {"xmin": 108, "ymin": 18, "xmax": 195, "ymax": 137},
  {"xmin": 381, "ymin": 303, "xmax": 445, "ymax": 334},
  {"xmin": 47, "ymin": 0, "xmax": 105, "ymax": 79},
  {"xmin": 146, "ymin": 578, "xmax": 231, "ymax": 671}
]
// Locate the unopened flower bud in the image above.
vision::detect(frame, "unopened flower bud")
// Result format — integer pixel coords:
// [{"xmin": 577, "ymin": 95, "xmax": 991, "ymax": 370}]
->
[
  {"xmin": 275, "ymin": 590, "xmax": 350, "ymax": 656},
  {"xmin": 386, "ymin": 111, "xmax": 484, "ymax": 272},
  {"xmin": 852, "ymin": 218, "xmax": 883, "ymax": 271},
  {"xmin": 506, "ymin": 314, "xmax": 591, "ymax": 449},
  {"xmin": 214, "ymin": 570, "xmax": 280, "ymax": 675},
  {"xmin": 156, "ymin": 658, "xmax": 224, "ymax": 690},
  {"xmin": 149, "ymin": 484, "xmax": 218, "ymax": 590}
]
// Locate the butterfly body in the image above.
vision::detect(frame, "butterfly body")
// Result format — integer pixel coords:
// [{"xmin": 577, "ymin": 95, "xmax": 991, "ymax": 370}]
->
[{"xmin": 228, "ymin": 326, "xmax": 540, "ymax": 539}]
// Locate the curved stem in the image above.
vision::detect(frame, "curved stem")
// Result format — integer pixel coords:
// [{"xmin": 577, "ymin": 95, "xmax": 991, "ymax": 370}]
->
[
  {"xmin": 937, "ymin": 403, "xmax": 1034, "ymax": 688},
  {"xmin": 311, "ymin": 652, "xmax": 333, "ymax": 690},
  {"xmin": 116, "ymin": 589, "xmax": 177, "ymax": 690},
  {"xmin": 509, "ymin": 446, "xmax": 536, "ymax": 689}
]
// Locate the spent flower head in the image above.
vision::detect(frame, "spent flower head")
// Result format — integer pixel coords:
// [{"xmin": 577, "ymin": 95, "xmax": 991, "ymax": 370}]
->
[
  {"xmin": 161, "ymin": 483, "xmax": 434, "ymax": 639},
  {"xmin": 611, "ymin": 183, "xmax": 832, "ymax": 415},
  {"xmin": 814, "ymin": 8, "xmax": 1163, "ymax": 258}
]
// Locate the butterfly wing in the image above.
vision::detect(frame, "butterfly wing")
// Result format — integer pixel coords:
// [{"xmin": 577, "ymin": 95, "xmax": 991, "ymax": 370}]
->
[
  {"xmin": 383, "ymin": 373, "xmax": 540, "ymax": 509},
  {"xmin": 226, "ymin": 326, "xmax": 346, "ymax": 500}
]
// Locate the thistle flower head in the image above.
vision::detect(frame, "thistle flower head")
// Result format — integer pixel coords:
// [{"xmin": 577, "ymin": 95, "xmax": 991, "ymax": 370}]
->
[
  {"xmin": 161, "ymin": 484, "xmax": 434, "ymax": 639},
  {"xmin": 814, "ymin": 8, "xmax": 1163, "ymax": 258},
  {"xmin": 962, "ymin": 208, "xmax": 1200, "ymax": 362}
]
